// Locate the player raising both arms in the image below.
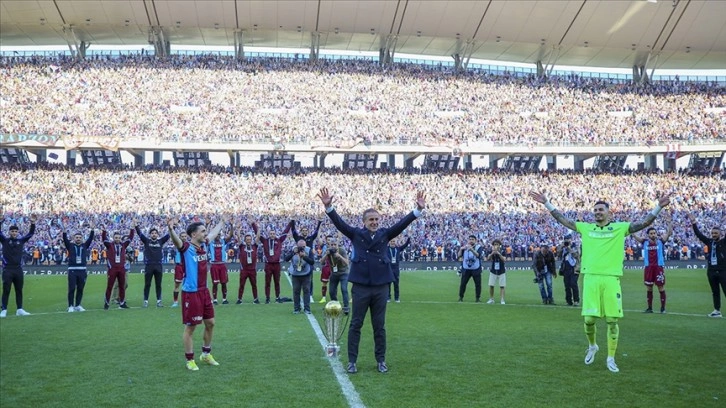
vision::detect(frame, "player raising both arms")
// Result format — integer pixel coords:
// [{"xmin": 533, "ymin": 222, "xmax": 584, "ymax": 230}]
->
[
  {"xmin": 208, "ymin": 224, "xmax": 234, "ymax": 305},
  {"xmin": 632, "ymin": 217, "xmax": 673, "ymax": 314},
  {"xmin": 171, "ymin": 231, "xmax": 190, "ymax": 308},
  {"xmin": 529, "ymin": 191, "xmax": 671, "ymax": 373},
  {"xmin": 237, "ymin": 218, "xmax": 262, "ymax": 304},
  {"xmin": 167, "ymin": 214, "xmax": 230, "ymax": 371}
]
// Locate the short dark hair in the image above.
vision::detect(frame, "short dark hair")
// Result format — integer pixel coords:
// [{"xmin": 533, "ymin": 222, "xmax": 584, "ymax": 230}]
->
[
  {"xmin": 647, "ymin": 227, "xmax": 656, "ymax": 234},
  {"xmin": 492, "ymin": 239, "xmax": 502, "ymax": 246},
  {"xmin": 186, "ymin": 222, "xmax": 204, "ymax": 236},
  {"xmin": 9, "ymin": 225, "xmax": 19, "ymax": 231},
  {"xmin": 594, "ymin": 200, "xmax": 610, "ymax": 209},
  {"xmin": 468, "ymin": 235, "xmax": 477, "ymax": 240},
  {"xmin": 244, "ymin": 234, "xmax": 252, "ymax": 239},
  {"xmin": 149, "ymin": 228, "xmax": 158, "ymax": 234}
]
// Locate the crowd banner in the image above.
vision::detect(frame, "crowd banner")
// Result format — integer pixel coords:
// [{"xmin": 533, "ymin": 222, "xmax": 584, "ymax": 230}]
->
[{"xmin": 0, "ymin": 133, "xmax": 60, "ymax": 146}]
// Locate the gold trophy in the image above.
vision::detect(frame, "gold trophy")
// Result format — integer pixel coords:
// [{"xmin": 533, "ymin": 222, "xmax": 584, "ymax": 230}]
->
[{"xmin": 323, "ymin": 301, "xmax": 345, "ymax": 357}]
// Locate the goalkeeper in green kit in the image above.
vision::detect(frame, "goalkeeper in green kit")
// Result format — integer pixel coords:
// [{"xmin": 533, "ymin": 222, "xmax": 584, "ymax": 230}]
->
[{"xmin": 530, "ymin": 191, "xmax": 671, "ymax": 373}]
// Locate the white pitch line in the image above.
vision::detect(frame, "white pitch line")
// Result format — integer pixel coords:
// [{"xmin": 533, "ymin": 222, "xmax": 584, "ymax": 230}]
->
[
  {"xmin": 4, "ymin": 300, "xmax": 718, "ymax": 321},
  {"xmin": 401, "ymin": 300, "xmax": 719, "ymax": 318},
  {"xmin": 284, "ymin": 273, "xmax": 366, "ymax": 408}
]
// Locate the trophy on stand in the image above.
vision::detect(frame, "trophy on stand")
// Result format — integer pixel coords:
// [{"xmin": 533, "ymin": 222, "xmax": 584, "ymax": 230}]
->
[{"xmin": 323, "ymin": 301, "xmax": 346, "ymax": 357}]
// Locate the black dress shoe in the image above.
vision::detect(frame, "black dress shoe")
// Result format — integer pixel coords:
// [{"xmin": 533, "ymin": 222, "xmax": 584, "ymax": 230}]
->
[
  {"xmin": 346, "ymin": 363, "xmax": 357, "ymax": 374},
  {"xmin": 377, "ymin": 362, "xmax": 388, "ymax": 373}
]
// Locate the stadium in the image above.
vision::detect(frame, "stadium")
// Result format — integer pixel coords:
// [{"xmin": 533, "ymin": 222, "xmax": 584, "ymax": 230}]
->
[{"xmin": 1, "ymin": 1, "xmax": 725, "ymax": 407}]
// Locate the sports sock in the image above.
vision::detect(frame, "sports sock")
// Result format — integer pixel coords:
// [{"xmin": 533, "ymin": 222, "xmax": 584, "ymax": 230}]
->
[
  {"xmin": 606, "ymin": 319, "xmax": 619, "ymax": 358},
  {"xmin": 173, "ymin": 291, "xmax": 179, "ymax": 302},
  {"xmin": 322, "ymin": 285, "xmax": 327, "ymax": 297},
  {"xmin": 221, "ymin": 284, "xmax": 227, "ymax": 299},
  {"xmin": 646, "ymin": 291, "xmax": 653, "ymax": 308},
  {"xmin": 202, "ymin": 346, "xmax": 211, "ymax": 355},
  {"xmin": 659, "ymin": 290, "xmax": 666, "ymax": 309},
  {"xmin": 185, "ymin": 352, "xmax": 194, "ymax": 361},
  {"xmin": 584, "ymin": 317, "xmax": 596, "ymax": 346}
]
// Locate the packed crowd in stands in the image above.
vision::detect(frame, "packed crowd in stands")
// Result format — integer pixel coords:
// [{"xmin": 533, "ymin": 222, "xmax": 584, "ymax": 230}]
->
[
  {"xmin": 1, "ymin": 165, "xmax": 724, "ymax": 265},
  {"xmin": 1, "ymin": 55, "xmax": 724, "ymax": 146}
]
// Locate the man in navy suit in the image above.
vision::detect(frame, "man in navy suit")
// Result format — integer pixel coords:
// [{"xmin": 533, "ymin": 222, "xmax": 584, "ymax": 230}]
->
[{"xmin": 318, "ymin": 187, "xmax": 426, "ymax": 374}]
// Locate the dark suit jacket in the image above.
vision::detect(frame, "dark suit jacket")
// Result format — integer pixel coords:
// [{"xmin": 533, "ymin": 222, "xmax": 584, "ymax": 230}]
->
[{"xmin": 326, "ymin": 209, "xmax": 419, "ymax": 286}]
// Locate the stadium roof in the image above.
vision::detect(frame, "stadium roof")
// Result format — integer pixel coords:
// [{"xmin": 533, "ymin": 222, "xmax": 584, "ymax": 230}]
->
[{"xmin": 1, "ymin": 0, "xmax": 725, "ymax": 70}]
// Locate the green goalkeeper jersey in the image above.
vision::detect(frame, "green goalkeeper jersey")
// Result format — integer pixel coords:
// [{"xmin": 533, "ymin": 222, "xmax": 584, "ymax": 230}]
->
[{"xmin": 575, "ymin": 222, "xmax": 630, "ymax": 277}]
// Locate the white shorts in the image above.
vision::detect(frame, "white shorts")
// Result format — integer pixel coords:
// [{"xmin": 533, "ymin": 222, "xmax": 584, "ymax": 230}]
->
[{"xmin": 488, "ymin": 272, "xmax": 506, "ymax": 287}]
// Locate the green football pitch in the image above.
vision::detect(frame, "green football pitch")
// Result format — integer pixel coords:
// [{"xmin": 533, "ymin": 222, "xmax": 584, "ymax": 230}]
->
[{"xmin": 1, "ymin": 268, "xmax": 723, "ymax": 408}]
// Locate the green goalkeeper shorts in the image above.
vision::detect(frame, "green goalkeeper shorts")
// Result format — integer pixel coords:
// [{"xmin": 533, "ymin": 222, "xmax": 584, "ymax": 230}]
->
[{"xmin": 581, "ymin": 274, "xmax": 623, "ymax": 318}]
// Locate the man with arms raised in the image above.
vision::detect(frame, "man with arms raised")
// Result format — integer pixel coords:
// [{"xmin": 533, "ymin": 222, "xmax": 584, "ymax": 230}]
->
[
  {"xmin": 291, "ymin": 218, "xmax": 323, "ymax": 302},
  {"xmin": 134, "ymin": 219, "xmax": 171, "ymax": 308},
  {"xmin": 632, "ymin": 218, "xmax": 673, "ymax": 314},
  {"xmin": 167, "ymin": 214, "xmax": 230, "ymax": 371},
  {"xmin": 254, "ymin": 221, "xmax": 292, "ymax": 304},
  {"xmin": 60, "ymin": 218, "xmax": 97, "ymax": 313},
  {"xmin": 0, "ymin": 213, "xmax": 36, "ymax": 317},
  {"xmin": 318, "ymin": 187, "xmax": 425, "ymax": 374},
  {"xmin": 687, "ymin": 212, "xmax": 726, "ymax": 318},
  {"xmin": 237, "ymin": 219, "xmax": 262, "ymax": 304},
  {"xmin": 101, "ymin": 224, "xmax": 135, "ymax": 310},
  {"xmin": 530, "ymin": 191, "xmax": 671, "ymax": 373}
]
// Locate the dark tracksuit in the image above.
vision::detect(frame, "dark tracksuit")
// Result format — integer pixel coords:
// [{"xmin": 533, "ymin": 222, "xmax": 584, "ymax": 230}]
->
[
  {"xmin": 691, "ymin": 223, "xmax": 726, "ymax": 311},
  {"xmin": 63, "ymin": 231, "xmax": 95, "ymax": 308},
  {"xmin": 136, "ymin": 226, "xmax": 171, "ymax": 302},
  {"xmin": 0, "ymin": 221, "xmax": 35, "ymax": 311},
  {"xmin": 388, "ymin": 238, "xmax": 410, "ymax": 301}
]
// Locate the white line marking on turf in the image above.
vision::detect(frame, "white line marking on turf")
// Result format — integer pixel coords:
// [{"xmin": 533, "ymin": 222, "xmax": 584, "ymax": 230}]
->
[
  {"xmin": 284, "ymin": 273, "xmax": 366, "ymax": 408},
  {"xmin": 4, "ymin": 301, "xmax": 717, "ymax": 320},
  {"xmin": 403, "ymin": 300, "xmax": 718, "ymax": 318}
]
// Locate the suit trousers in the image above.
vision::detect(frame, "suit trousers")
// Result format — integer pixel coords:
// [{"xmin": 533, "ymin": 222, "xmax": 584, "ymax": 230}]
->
[{"xmin": 348, "ymin": 283, "xmax": 389, "ymax": 364}]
